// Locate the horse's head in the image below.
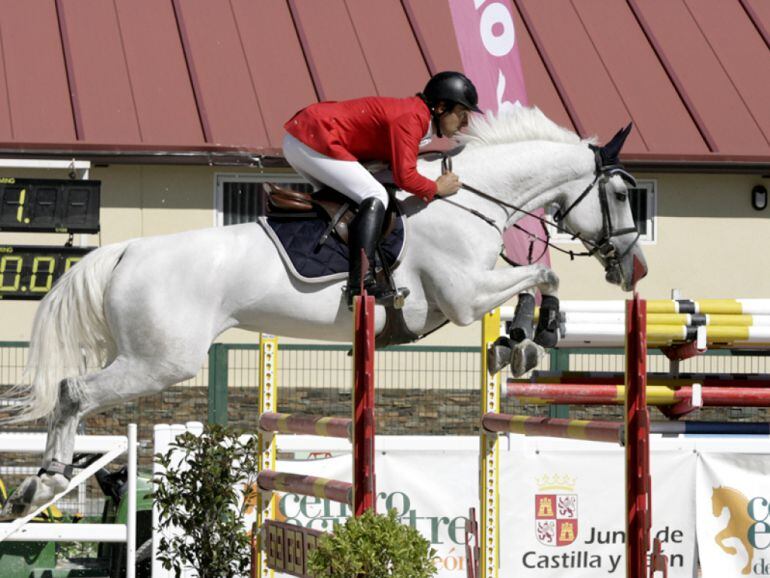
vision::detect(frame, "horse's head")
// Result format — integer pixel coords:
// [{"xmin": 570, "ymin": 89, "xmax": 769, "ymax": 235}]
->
[
  {"xmin": 712, "ymin": 486, "xmax": 725, "ymax": 516},
  {"xmin": 554, "ymin": 124, "xmax": 648, "ymax": 291}
]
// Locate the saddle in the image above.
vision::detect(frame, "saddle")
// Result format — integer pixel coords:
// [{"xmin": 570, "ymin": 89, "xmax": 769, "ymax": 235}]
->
[
  {"xmin": 262, "ymin": 183, "xmax": 399, "ymax": 246},
  {"xmin": 259, "ymin": 181, "xmax": 418, "ymax": 346}
]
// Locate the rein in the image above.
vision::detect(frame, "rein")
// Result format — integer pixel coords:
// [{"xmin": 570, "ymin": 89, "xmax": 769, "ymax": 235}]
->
[{"xmin": 437, "ymin": 150, "xmax": 640, "ymax": 266}]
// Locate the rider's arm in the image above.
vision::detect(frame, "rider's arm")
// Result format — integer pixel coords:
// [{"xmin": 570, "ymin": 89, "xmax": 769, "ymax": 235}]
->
[{"xmin": 389, "ymin": 113, "xmax": 438, "ymax": 202}]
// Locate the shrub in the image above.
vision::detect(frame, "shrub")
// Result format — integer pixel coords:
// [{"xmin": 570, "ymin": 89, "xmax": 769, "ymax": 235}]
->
[
  {"xmin": 153, "ymin": 425, "xmax": 259, "ymax": 578},
  {"xmin": 307, "ymin": 508, "xmax": 438, "ymax": 578}
]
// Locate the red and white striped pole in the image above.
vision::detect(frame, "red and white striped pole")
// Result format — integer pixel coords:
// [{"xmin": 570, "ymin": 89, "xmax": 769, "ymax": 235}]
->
[
  {"xmin": 352, "ymin": 252, "xmax": 376, "ymax": 516},
  {"xmin": 625, "ymin": 294, "xmax": 650, "ymax": 578}
]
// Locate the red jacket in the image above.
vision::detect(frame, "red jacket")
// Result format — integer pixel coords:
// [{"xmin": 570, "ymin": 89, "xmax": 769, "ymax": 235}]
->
[{"xmin": 285, "ymin": 96, "xmax": 437, "ymax": 202}]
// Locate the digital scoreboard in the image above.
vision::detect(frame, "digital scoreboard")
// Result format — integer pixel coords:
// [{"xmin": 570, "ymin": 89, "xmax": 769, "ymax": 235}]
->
[
  {"xmin": 0, "ymin": 245, "xmax": 94, "ymax": 300},
  {"xmin": 0, "ymin": 178, "xmax": 100, "ymax": 234},
  {"xmin": 0, "ymin": 178, "xmax": 101, "ymax": 300}
]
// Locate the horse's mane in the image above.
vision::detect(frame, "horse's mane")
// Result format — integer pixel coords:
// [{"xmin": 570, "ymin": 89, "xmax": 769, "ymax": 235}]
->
[{"xmin": 456, "ymin": 105, "xmax": 596, "ymax": 149}]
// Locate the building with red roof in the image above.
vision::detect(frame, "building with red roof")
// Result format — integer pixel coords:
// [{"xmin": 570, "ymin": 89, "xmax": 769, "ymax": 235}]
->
[{"xmin": 1, "ymin": 0, "xmax": 769, "ymax": 343}]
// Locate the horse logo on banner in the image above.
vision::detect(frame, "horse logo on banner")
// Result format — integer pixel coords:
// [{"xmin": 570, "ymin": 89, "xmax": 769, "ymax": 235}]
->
[
  {"xmin": 535, "ymin": 474, "xmax": 578, "ymax": 547},
  {"xmin": 712, "ymin": 486, "xmax": 755, "ymax": 575}
]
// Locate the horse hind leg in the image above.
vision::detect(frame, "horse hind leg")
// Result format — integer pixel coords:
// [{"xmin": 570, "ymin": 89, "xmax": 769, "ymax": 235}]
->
[
  {"xmin": 741, "ymin": 536, "xmax": 754, "ymax": 575},
  {"xmin": 0, "ymin": 355, "xmax": 200, "ymax": 520},
  {"xmin": 0, "ymin": 377, "xmax": 84, "ymax": 520}
]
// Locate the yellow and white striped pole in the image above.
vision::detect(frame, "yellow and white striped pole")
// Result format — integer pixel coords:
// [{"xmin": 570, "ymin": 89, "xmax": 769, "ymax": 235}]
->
[
  {"xmin": 480, "ymin": 309, "xmax": 501, "ymax": 578},
  {"xmin": 255, "ymin": 334, "xmax": 279, "ymax": 578}
]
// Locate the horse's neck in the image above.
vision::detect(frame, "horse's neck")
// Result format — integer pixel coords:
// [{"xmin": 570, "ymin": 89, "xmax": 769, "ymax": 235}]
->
[{"xmin": 452, "ymin": 141, "xmax": 595, "ymax": 221}]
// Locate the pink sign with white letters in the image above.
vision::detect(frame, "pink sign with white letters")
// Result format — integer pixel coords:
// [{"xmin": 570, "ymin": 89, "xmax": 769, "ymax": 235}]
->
[{"xmin": 447, "ymin": 0, "xmax": 550, "ymax": 266}]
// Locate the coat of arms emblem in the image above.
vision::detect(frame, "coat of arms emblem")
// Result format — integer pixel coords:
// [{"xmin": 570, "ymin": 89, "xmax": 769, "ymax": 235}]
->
[{"xmin": 535, "ymin": 474, "xmax": 578, "ymax": 546}]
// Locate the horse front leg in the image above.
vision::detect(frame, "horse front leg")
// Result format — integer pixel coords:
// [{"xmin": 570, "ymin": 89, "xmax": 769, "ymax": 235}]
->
[
  {"xmin": 491, "ymin": 290, "xmax": 544, "ymax": 376},
  {"xmin": 436, "ymin": 263, "xmax": 559, "ymax": 375}
]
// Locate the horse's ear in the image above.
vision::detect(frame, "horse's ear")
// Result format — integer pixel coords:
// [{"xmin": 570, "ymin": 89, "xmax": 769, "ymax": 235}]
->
[{"xmin": 597, "ymin": 123, "xmax": 633, "ymax": 167}]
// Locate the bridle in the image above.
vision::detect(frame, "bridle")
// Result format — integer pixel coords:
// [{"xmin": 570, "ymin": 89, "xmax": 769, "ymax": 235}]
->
[{"xmin": 438, "ymin": 147, "xmax": 641, "ymax": 267}]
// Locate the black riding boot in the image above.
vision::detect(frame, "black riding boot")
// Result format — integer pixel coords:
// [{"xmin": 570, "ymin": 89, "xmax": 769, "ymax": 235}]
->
[{"xmin": 345, "ymin": 198, "xmax": 393, "ymax": 309}]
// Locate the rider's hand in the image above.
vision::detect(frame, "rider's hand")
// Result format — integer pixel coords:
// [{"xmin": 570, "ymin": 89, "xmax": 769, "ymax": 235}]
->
[{"xmin": 435, "ymin": 172, "xmax": 461, "ymax": 198}]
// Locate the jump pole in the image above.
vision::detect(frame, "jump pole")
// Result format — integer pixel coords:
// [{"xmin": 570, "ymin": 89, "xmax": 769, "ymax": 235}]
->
[
  {"xmin": 253, "ymin": 291, "xmax": 376, "ymax": 577},
  {"xmin": 353, "ymin": 289, "xmax": 376, "ymax": 515},
  {"xmin": 255, "ymin": 333, "xmax": 279, "ymax": 578},
  {"xmin": 625, "ymin": 295, "xmax": 650, "ymax": 578},
  {"xmin": 506, "ymin": 382, "xmax": 770, "ymax": 407},
  {"xmin": 479, "ymin": 308, "xmax": 502, "ymax": 578},
  {"xmin": 478, "ymin": 296, "xmax": 655, "ymax": 578}
]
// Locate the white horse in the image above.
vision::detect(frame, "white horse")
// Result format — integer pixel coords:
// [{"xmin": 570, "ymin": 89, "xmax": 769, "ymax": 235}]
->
[{"xmin": 1, "ymin": 107, "xmax": 646, "ymax": 518}]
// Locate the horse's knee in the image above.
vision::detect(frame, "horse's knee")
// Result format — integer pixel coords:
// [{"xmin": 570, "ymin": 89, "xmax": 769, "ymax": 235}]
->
[{"xmin": 537, "ymin": 267, "xmax": 559, "ymax": 294}]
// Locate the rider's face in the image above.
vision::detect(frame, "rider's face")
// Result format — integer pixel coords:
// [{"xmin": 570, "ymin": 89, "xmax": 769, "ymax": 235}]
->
[{"xmin": 437, "ymin": 103, "xmax": 470, "ymax": 137}]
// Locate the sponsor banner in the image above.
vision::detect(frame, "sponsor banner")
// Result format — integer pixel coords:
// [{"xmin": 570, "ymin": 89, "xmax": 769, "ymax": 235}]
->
[
  {"xmin": 697, "ymin": 452, "xmax": 770, "ymax": 577},
  {"xmin": 267, "ymin": 449, "xmax": 479, "ymax": 577},
  {"xmin": 447, "ymin": 0, "xmax": 550, "ymax": 266},
  {"xmin": 501, "ymin": 444, "xmax": 697, "ymax": 576},
  {"xmin": 259, "ymin": 438, "xmax": 770, "ymax": 578}
]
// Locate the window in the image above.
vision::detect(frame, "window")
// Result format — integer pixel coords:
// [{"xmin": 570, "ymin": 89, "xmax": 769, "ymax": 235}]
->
[
  {"xmin": 214, "ymin": 173, "xmax": 313, "ymax": 226},
  {"xmin": 550, "ymin": 179, "xmax": 657, "ymax": 244}
]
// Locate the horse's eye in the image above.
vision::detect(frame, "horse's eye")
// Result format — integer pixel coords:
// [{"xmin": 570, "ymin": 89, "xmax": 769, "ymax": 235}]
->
[{"xmin": 615, "ymin": 191, "xmax": 627, "ymax": 201}]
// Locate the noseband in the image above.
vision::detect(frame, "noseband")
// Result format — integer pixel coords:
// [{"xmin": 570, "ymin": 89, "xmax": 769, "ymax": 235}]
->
[{"xmin": 554, "ymin": 168, "xmax": 640, "ymax": 264}]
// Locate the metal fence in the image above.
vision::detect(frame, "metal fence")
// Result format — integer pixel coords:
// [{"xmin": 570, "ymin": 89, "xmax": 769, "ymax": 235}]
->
[
  {"xmin": 2, "ymin": 340, "xmax": 770, "ymax": 514},
  {"xmin": 3, "ymin": 340, "xmax": 770, "ymax": 432}
]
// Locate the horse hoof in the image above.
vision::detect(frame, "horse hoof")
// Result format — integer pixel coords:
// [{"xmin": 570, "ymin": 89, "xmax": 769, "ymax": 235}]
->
[
  {"xmin": 0, "ymin": 476, "xmax": 41, "ymax": 520},
  {"xmin": 487, "ymin": 337, "xmax": 513, "ymax": 374},
  {"xmin": 40, "ymin": 473, "xmax": 69, "ymax": 495},
  {"xmin": 511, "ymin": 339, "xmax": 544, "ymax": 377}
]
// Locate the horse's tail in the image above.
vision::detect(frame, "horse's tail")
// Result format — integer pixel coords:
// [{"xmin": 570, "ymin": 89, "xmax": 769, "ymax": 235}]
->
[{"xmin": 2, "ymin": 241, "xmax": 130, "ymax": 424}]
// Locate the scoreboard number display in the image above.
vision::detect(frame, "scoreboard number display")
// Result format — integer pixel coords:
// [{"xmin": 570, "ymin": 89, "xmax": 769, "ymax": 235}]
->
[
  {"xmin": 0, "ymin": 178, "xmax": 100, "ymax": 233},
  {"xmin": 0, "ymin": 245, "xmax": 93, "ymax": 300}
]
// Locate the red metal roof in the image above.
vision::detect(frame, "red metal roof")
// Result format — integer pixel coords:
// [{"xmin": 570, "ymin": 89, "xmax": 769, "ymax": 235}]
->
[{"xmin": 0, "ymin": 0, "xmax": 767, "ymax": 166}]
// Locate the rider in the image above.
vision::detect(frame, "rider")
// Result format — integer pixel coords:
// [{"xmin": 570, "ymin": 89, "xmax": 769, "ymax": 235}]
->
[{"xmin": 282, "ymin": 71, "xmax": 482, "ymax": 307}]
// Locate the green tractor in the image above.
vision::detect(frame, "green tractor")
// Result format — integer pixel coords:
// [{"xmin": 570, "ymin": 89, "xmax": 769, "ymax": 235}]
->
[{"xmin": 0, "ymin": 464, "xmax": 154, "ymax": 578}]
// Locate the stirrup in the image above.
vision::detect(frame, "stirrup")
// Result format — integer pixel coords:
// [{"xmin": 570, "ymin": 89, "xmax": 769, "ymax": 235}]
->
[
  {"xmin": 372, "ymin": 286, "xmax": 410, "ymax": 309},
  {"xmin": 345, "ymin": 284, "xmax": 410, "ymax": 310}
]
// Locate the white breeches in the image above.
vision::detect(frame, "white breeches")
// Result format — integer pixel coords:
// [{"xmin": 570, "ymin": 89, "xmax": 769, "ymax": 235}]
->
[{"xmin": 282, "ymin": 133, "xmax": 389, "ymax": 207}]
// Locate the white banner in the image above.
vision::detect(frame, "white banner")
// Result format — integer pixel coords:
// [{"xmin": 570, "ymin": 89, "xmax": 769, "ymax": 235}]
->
[
  {"xmin": 165, "ymin": 433, "xmax": 770, "ymax": 578},
  {"xmin": 697, "ymin": 450, "xmax": 770, "ymax": 577},
  {"xmin": 500, "ymin": 438, "xmax": 697, "ymax": 577},
  {"xmin": 265, "ymin": 436, "xmax": 701, "ymax": 578}
]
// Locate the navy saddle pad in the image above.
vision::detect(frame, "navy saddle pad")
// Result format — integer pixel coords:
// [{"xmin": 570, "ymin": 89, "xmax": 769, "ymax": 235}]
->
[{"xmin": 263, "ymin": 214, "xmax": 405, "ymax": 281}]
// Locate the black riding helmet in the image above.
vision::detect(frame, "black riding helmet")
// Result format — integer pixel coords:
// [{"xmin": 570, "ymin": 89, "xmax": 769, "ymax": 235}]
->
[
  {"xmin": 422, "ymin": 71, "xmax": 482, "ymax": 113},
  {"xmin": 419, "ymin": 71, "xmax": 481, "ymax": 137}
]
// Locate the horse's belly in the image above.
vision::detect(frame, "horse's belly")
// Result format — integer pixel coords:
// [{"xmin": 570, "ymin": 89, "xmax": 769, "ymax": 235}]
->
[{"xmin": 237, "ymin": 313, "xmax": 354, "ymax": 342}]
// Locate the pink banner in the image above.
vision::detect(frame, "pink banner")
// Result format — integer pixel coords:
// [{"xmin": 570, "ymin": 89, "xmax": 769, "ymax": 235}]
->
[{"xmin": 447, "ymin": 0, "xmax": 550, "ymax": 267}]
